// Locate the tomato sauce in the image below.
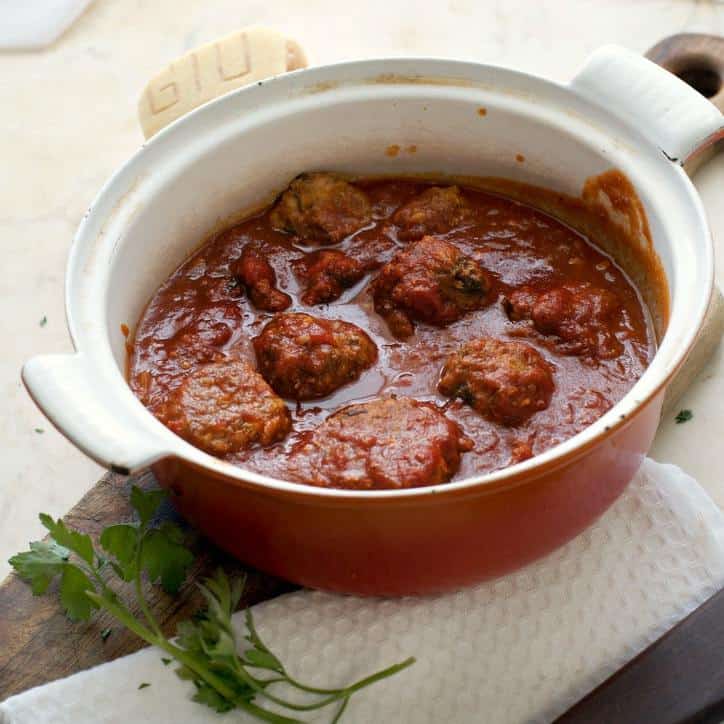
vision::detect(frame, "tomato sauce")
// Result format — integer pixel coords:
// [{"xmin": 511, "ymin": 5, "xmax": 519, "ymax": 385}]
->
[{"xmin": 129, "ymin": 178, "xmax": 654, "ymax": 484}]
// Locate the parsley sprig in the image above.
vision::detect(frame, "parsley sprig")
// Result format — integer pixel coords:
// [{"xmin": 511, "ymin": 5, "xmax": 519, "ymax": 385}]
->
[{"xmin": 9, "ymin": 487, "xmax": 414, "ymax": 722}]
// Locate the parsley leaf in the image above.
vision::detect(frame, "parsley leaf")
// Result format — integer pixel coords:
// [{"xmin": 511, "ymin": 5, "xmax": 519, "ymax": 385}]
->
[
  {"xmin": 675, "ymin": 409, "xmax": 693, "ymax": 424},
  {"xmin": 192, "ymin": 681, "xmax": 236, "ymax": 713},
  {"xmin": 9, "ymin": 541, "xmax": 69, "ymax": 594},
  {"xmin": 39, "ymin": 315, "xmax": 47, "ymax": 327},
  {"xmin": 100, "ymin": 524, "xmax": 138, "ymax": 581},
  {"xmin": 140, "ymin": 524, "xmax": 194, "ymax": 594},
  {"xmin": 39, "ymin": 514, "xmax": 95, "ymax": 566},
  {"xmin": 34, "ymin": 427, "xmax": 44, "ymax": 434},
  {"xmin": 60, "ymin": 564, "xmax": 98, "ymax": 621},
  {"xmin": 130, "ymin": 486, "xmax": 166, "ymax": 528},
  {"xmin": 101, "ymin": 627, "xmax": 112, "ymax": 642},
  {"xmin": 138, "ymin": 682, "xmax": 151, "ymax": 690}
]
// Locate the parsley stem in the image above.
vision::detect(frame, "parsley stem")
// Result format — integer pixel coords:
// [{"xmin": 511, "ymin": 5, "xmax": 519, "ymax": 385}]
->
[
  {"xmin": 86, "ymin": 591, "xmax": 162, "ymax": 650},
  {"xmin": 228, "ymin": 701, "xmax": 303, "ymax": 724},
  {"xmin": 244, "ymin": 610, "xmax": 415, "ymax": 710},
  {"xmin": 159, "ymin": 641, "xmax": 303, "ymax": 724},
  {"xmin": 331, "ymin": 657, "xmax": 416, "ymax": 699},
  {"xmin": 330, "ymin": 697, "xmax": 349, "ymax": 724},
  {"xmin": 234, "ymin": 655, "xmax": 416, "ymax": 713},
  {"xmin": 134, "ymin": 534, "xmax": 163, "ymax": 639},
  {"xmin": 83, "ymin": 561, "xmax": 112, "ymax": 598}
]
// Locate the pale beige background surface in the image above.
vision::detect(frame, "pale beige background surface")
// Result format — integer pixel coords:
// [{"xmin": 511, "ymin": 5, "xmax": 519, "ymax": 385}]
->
[{"xmin": 1, "ymin": 0, "xmax": 723, "ymax": 578}]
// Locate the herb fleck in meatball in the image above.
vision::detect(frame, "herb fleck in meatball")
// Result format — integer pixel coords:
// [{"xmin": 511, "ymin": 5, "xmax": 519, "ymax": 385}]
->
[
  {"xmin": 439, "ymin": 338, "xmax": 554, "ymax": 426},
  {"xmin": 371, "ymin": 236, "xmax": 492, "ymax": 338},
  {"xmin": 253, "ymin": 312, "xmax": 377, "ymax": 400},
  {"xmin": 232, "ymin": 244, "xmax": 291, "ymax": 312},
  {"xmin": 392, "ymin": 185, "xmax": 470, "ymax": 241},
  {"xmin": 504, "ymin": 282, "xmax": 623, "ymax": 358},
  {"xmin": 287, "ymin": 397, "xmax": 472, "ymax": 489},
  {"xmin": 292, "ymin": 250, "xmax": 365, "ymax": 305},
  {"xmin": 270, "ymin": 173, "xmax": 372, "ymax": 243},
  {"xmin": 159, "ymin": 360, "xmax": 291, "ymax": 456}
]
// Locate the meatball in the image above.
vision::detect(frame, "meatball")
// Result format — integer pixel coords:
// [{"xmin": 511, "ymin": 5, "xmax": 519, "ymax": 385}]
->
[
  {"xmin": 287, "ymin": 397, "xmax": 472, "ymax": 490},
  {"xmin": 292, "ymin": 250, "xmax": 365, "ymax": 305},
  {"xmin": 253, "ymin": 313, "xmax": 377, "ymax": 400},
  {"xmin": 504, "ymin": 282, "xmax": 623, "ymax": 358},
  {"xmin": 438, "ymin": 338, "xmax": 554, "ymax": 426},
  {"xmin": 232, "ymin": 244, "xmax": 291, "ymax": 312},
  {"xmin": 159, "ymin": 360, "xmax": 291, "ymax": 456},
  {"xmin": 371, "ymin": 236, "xmax": 492, "ymax": 338},
  {"xmin": 392, "ymin": 185, "xmax": 470, "ymax": 241},
  {"xmin": 269, "ymin": 173, "xmax": 372, "ymax": 243}
]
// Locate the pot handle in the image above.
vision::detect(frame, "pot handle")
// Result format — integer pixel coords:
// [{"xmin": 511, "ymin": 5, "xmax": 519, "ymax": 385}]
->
[
  {"xmin": 570, "ymin": 44, "xmax": 723, "ymax": 166},
  {"xmin": 22, "ymin": 353, "xmax": 176, "ymax": 474}
]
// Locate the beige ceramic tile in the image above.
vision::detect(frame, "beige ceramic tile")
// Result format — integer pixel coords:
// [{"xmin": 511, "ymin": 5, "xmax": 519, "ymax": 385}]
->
[{"xmin": 1, "ymin": 0, "xmax": 722, "ymax": 578}]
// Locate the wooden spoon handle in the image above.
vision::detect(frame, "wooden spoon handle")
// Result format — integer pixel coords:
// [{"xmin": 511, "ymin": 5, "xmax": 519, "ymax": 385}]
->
[
  {"xmin": 646, "ymin": 33, "xmax": 724, "ymax": 114},
  {"xmin": 647, "ymin": 34, "xmax": 724, "ymax": 176},
  {"xmin": 137, "ymin": 26, "xmax": 307, "ymax": 139}
]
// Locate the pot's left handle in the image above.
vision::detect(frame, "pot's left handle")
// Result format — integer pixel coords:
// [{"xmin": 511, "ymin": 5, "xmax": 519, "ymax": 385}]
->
[
  {"xmin": 22, "ymin": 353, "xmax": 176, "ymax": 474},
  {"xmin": 138, "ymin": 25, "xmax": 308, "ymax": 139}
]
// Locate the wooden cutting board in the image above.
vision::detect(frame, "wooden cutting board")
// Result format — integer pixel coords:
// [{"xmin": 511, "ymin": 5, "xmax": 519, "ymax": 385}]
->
[{"xmin": 1, "ymin": 29, "xmax": 723, "ymax": 718}]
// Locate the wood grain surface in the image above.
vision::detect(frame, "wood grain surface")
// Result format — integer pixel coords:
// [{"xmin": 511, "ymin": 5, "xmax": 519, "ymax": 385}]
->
[{"xmin": 0, "ymin": 470, "xmax": 295, "ymax": 699}]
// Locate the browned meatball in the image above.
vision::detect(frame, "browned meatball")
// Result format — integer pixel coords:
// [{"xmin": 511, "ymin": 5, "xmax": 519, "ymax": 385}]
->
[
  {"xmin": 159, "ymin": 360, "xmax": 291, "ymax": 456},
  {"xmin": 269, "ymin": 173, "xmax": 372, "ymax": 243},
  {"xmin": 253, "ymin": 313, "xmax": 377, "ymax": 400},
  {"xmin": 371, "ymin": 236, "xmax": 492, "ymax": 338},
  {"xmin": 438, "ymin": 338, "xmax": 554, "ymax": 426},
  {"xmin": 504, "ymin": 282, "xmax": 623, "ymax": 358},
  {"xmin": 232, "ymin": 244, "xmax": 291, "ymax": 312},
  {"xmin": 392, "ymin": 185, "xmax": 470, "ymax": 241},
  {"xmin": 287, "ymin": 397, "xmax": 472, "ymax": 490},
  {"xmin": 292, "ymin": 250, "xmax": 365, "ymax": 305}
]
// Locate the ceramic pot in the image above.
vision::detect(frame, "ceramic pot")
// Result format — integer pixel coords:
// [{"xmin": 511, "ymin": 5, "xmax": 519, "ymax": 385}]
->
[{"xmin": 23, "ymin": 46, "xmax": 722, "ymax": 594}]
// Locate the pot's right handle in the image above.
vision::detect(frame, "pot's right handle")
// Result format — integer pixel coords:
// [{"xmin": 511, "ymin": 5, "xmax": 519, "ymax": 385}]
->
[
  {"xmin": 570, "ymin": 43, "xmax": 724, "ymax": 166},
  {"xmin": 572, "ymin": 39, "xmax": 724, "ymax": 417}
]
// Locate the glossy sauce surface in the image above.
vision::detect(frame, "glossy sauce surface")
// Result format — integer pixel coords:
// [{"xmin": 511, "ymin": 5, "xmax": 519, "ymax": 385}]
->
[{"xmin": 129, "ymin": 179, "xmax": 654, "ymax": 483}]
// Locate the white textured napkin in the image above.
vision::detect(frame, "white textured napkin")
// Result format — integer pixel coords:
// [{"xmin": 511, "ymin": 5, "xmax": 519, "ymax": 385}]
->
[{"xmin": 2, "ymin": 458, "xmax": 724, "ymax": 724}]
